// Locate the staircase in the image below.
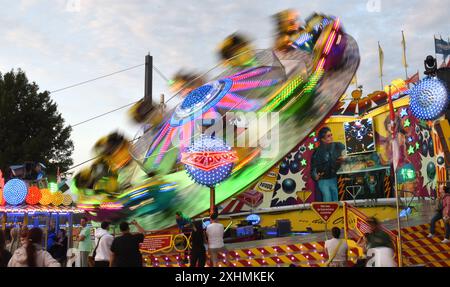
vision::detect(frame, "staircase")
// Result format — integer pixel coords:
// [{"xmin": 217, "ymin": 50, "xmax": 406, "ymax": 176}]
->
[{"xmin": 393, "ymin": 224, "xmax": 450, "ymax": 267}]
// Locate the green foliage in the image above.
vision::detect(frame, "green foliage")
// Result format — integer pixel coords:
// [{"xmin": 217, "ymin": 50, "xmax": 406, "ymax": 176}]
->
[{"xmin": 0, "ymin": 69, "xmax": 73, "ymax": 175}]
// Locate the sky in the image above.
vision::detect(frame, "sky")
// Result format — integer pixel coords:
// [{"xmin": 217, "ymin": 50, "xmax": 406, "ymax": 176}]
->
[{"xmin": 0, "ymin": 0, "xmax": 448, "ymax": 174}]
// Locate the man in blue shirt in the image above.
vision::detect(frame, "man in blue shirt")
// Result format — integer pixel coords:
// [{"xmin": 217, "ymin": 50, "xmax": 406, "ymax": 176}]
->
[{"xmin": 311, "ymin": 127, "xmax": 345, "ymax": 202}]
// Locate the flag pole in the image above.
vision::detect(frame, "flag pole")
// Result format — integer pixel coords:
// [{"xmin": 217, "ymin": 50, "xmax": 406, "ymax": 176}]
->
[
  {"xmin": 401, "ymin": 31, "xmax": 409, "ymax": 83},
  {"xmin": 378, "ymin": 41, "xmax": 384, "ymax": 90},
  {"xmin": 387, "ymin": 84, "xmax": 403, "ymax": 267}
]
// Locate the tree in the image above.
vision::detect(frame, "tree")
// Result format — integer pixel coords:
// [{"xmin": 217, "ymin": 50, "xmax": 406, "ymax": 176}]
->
[{"xmin": 0, "ymin": 69, "xmax": 73, "ymax": 177}]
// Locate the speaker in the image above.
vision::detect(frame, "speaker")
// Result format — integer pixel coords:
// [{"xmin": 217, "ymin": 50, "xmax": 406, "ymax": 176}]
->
[{"xmin": 276, "ymin": 219, "xmax": 292, "ymax": 236}]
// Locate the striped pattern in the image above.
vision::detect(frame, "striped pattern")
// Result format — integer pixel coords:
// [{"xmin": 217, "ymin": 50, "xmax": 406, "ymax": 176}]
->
[{"xmin": 144, "ymin": 241, "xmax": 361, "ymax": 267}]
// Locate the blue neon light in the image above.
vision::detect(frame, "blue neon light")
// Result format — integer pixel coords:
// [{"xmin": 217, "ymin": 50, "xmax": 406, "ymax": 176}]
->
[
  {"xmin": 409, "ymin": 77, "xmax": 448, "ymax": 120},
  {"xmin": 3, "ymin": 179, "xmax": 28, "ymax": 205}
]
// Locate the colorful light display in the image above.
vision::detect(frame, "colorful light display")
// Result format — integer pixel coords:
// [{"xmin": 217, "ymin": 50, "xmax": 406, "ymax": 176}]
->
[
  {"xmin": 39, "ymin": 189, "xmax": 52, "ymax": 205},
  {"xmin": 182, "ymin": 135, "xmax": 237, "ymax": 187},
  {"xmin": 409, "ymin": 77, "xmax": 448, "ymax": 120},
  {"xmin": 145, "ymin": 66, "xmax": 280, "ymax": 164},
  {"xmin": 52, "ymin": 191, "xmax": 64, "ymax": 206},
  {"xmin": 25, "ymin": 186, "xmax": 42, "ymax": 205},
  {"xmin": 62, "ymin": 193, "xmax": 73, "ymax": 206},
  {"xmin": 3, "ymin": 179, "xmax": 28, "ymax": 205}
]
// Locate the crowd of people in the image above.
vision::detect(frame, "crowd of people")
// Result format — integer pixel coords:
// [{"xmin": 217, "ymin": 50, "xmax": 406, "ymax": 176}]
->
[{"xmin": 0, "ymin": 216, "xmax": 147, "ymax": 267}]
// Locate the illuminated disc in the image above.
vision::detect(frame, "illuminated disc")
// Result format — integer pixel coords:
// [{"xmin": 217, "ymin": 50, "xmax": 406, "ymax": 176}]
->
[
  {"xmin": 39, "ymin": 189, "xmax": 52, "ymax": 205},
  {"xmin": 170, "ymin": 79, "xmax": 232, "ymax": 127},
  {"xmin": 62, "ymin": 193, "xmax": 73, "ymax": 206},
  {"xmin": 26, "ymin": 186, "xmax": 42, "ymax": 205},
  {"xmin": 0, "ymin": 189, "xmax": 5, "ymax": 206},
  {"xmin": 184, "ymin": 135, "xmax": 235, "ymax": 187},
  {"xmin": 409, "ymin": 77, "xmax": 448, "ymax": 120},
  {"xmin": 52, "ymin": 191, "xmax": 64, "ymax": 206},
  {"xmin": 3, "ymin": 179, "xmax": 28, "ymax": 205}
]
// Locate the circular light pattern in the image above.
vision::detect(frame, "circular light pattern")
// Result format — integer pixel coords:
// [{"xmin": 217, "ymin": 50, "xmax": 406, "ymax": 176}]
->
[
  {"xmin": 409, "ymin": 77, "xmax": 448, "ymax": 120},
  {"xmin": 3, "ymin": 179, "xmax": 28, "ymax": 205},
  {"xmin": 39, "ymin": 189, "xmax": 52, "ymax": 205},
  {"xmin": 170, "ymin": 79, "xmax": 232, "ymax": 127},
  {"xmin": 184, "ymin": 135, "xmax": 234, "ymax": 187},
  {"xmin": 62, "ymin": 193, "xmax": 73, "ymax": 206},
  {"xmin": 0, "ymin": 189, "xmax": 5, "ymax": 206},
  {"xmin": 52, "ymin": 191, "xmax": 64, "ymax": 206},
  {"xmin": 26, "ymin": 186, "xmax": 42, "ymax": 205}
]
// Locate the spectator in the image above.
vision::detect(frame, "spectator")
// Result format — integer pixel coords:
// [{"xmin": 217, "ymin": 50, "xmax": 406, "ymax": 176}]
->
[
  {"xmin": 360, "ymin": 217, "xmax": 396, "ymax": 267},
  {"xmin": 441, "ymin": 186, "xmax": 450, "ymax": 244},
  {"xmin": 94, "ymin": 221, "xmax": 114, "ymax": 267},
  {"xmin": 50, "ymin": 229, "xmax": 68, "ymax": 266},
  {"xmin": 175, "ymin": 211, "xmax": 192, "ymax": 263},
  {"xmin": 206, "ymin": 213, "xmax": 226, "ymax": 267},
  {"xmin": 324, "ymin": 227, "xmax": 348, "ymax": 267},
  {"xmin": 6, "ymin": 227, "xmax": 20, "ymax": 255},
  {"xmin": 8, "ymin": 227, "xmax": 60, "ymax": 267},
  {"xmin": 19, "ymin": 227, "xmax": 29, "ymax": 247},
  {"xmin": 77, "ymin": 217, "xmax": 92, "ymax": 267},
  {"xmin": 428, "ymin": 186, "xmax": 450, "ymax": 243},
  {"xmin": 110, "ymin": 220, "xmax": 145, "ymax": 267},
  {"xmin": 189, "ymin": 220, "xmax": 206, "ymax": 267},
  {"xmin": 0, "ymin": 230, "xmax": 12, "ymax": 267}
]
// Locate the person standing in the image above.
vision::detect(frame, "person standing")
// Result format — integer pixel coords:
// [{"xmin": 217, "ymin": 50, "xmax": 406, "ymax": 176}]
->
[
  {"xmin": 110, "ymin": 220, "xmax": 145, "ymax": 267},
  {"xmin": 94, "ymin": 221, "xmax": 114, "ymax": 267},
  {"xmin": 428, "ymin": 186, "xmax": 450, "ymax": 243},
  {"xmin": 324, "ymin": 227, "xmax": 348, "ymax": 267},
  {"xmin": 311, "ymin": 127, "xmax": 345, "ymax": 202},
  {"xmin": 50, "ymin": 229, "xmax": 68, "ymax": 266},
  {"xmin": 8, "ymin": 227, "xmax": 60, "ymax": 267},
  {"xmin": 6, "ymin": 227, "xmax": 20, "ymax": 255},
  {"xmin": 175, "ymin": 211, "xmax": 192, "ymax": 263},
  {"xmin": 0, "ymin": 230, "xmax": 12, "ymax": 267},
  {"xmin": 440, "ymin": 186, "xmax": 450, "ymax": 243},
  {"xmin": 77, "ymin": 217, "xmax": 92, "ymax": 267},
  {"xmin": 206, "ymin": 213, "xmax": 226, "ymax": 267},
  {"xmin": 360, "ymin": 217, "xmax": 396, "ymax": 267},
  {"xmin": 189, "ymin": 220, "xmax": 207, "ymax": 267}
]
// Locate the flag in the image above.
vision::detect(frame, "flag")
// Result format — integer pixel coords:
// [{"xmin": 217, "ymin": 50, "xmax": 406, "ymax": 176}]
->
[
  {"xmin": 435, "ymin": 36, "xmax": 450, "ymax": 60},
  {"xmin": 378, "ymin": 42, "xmax": 384, "ymax": 78},
  {"xmin": 401, "ymin": 31, "xmax": 408, "ymax": 68},
  {"xmin": 405, "ymin": 71, "xmax": 419, "ymax": 85}
]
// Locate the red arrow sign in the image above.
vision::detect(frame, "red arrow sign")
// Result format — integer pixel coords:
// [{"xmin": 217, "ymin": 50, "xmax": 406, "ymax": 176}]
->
[{"xmin": 311, "ymin": 202, "xmax": 339, "ymax": 222}]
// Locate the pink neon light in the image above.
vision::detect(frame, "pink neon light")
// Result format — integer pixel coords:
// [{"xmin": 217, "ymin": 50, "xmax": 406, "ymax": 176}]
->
[
  {"xmin": 155, "ymin": 127, "xmax": 175, "ymax": 164},
  {"xmin": 148, "ymin": 123, "xmax": 170, "ymax": 156},
  {"xmin": 230, "ymin": 67, "xmax": 271, "ymax": 81},
  {"xmin": 229, "ymin": 80, "xmax": 277, "ymax": 92}
]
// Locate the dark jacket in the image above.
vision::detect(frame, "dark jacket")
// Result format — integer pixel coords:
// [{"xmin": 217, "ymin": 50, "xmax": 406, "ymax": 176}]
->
[{"xmin": 311, "ymin": 142, "xmax": 345, "ymax": 180}]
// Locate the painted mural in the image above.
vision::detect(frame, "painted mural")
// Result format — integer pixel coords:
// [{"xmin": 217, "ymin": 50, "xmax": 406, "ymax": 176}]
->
[{"xmin": 219, "ymin": 82, "xmax": 444, "ymax": 215}]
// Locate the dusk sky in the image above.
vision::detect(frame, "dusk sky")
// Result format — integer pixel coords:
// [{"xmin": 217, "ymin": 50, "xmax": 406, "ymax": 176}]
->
[{"xmin": 0, "ymin": 0, "xmax": 448, "ymax": 173}]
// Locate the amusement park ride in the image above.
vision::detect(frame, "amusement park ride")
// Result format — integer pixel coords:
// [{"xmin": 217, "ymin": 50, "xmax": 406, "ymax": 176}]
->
[
  {"xmin": 71, "ymin": 11, "xmax": 360, "ymax": 232},
  {"xmin": 3, "ymin": 9, "xmax": 450, "ymax": 267}
]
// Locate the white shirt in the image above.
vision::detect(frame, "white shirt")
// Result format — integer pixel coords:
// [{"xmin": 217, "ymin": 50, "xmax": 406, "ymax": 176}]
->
[
  {"xmin": 325, "ymin": 238, "xmax": 348, "ymax": 262},
  {"xmin": 94, "ymin": 228, "xmax": 114, "ymax": 262},
  {"xmin": 206, "ymin": 222, "xmax": 224, "ymax": 249}
]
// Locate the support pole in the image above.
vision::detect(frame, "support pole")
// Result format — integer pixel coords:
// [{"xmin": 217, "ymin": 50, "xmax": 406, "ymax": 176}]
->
[
  {"xmin": 387, "ymin": 84, "xmax": 403, "ymax": 267},
  {"xmin": 144, "ymin": 54, "xmax": 153, "ymax": 105},
  {"xmin": 210, "ymin": 186, "xmax": 216, "ymax": 217},
  {"xmin": 68, "ymin": 213, "xmax": 73, "ymax": 249}
]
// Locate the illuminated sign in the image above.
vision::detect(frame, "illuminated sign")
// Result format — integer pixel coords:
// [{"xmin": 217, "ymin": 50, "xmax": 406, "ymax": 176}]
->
[{"xmin": 181, "ymin": 150, "xmax": 238, "ymax": 171}]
